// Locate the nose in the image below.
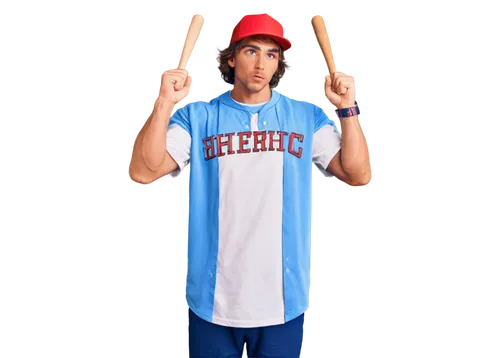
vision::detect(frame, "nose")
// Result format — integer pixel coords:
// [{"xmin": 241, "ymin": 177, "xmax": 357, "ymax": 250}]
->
[{"xmin": 255, "ymin": 53, "xmax": 265, "ymax": 70}]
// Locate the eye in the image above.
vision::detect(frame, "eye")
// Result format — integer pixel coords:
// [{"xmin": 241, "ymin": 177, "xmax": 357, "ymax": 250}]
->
[
  {"xmin": 267, "ymin": 53, "xmax": 276, "ymax": 59},
  {"xmin": 248, "ymin": 49, "xmax": 256, "ymax": 55}
]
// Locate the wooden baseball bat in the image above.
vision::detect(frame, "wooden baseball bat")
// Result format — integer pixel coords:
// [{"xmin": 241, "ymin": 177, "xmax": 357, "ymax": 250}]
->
[
  {"xmin": 178, "ymin": 14, "xmax": 204, "ymax": 70},
  {"xmin": 311, "ymin": 14, "xmax": 336, "ymax": 73},
  {"xmin": 311, "ymin": 14, "xmax": 347, "ymax": 94}
]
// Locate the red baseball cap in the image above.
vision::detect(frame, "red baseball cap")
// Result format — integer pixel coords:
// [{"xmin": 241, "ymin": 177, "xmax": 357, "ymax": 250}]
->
[{"xmin": 229, "ymin": 13, "xmax": 292, "ymax": 51}]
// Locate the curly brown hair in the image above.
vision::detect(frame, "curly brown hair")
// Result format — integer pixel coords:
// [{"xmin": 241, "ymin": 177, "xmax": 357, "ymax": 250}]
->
[{"xmin": 217, "ymin": 35, "xmax": 290, "ymax": 89}]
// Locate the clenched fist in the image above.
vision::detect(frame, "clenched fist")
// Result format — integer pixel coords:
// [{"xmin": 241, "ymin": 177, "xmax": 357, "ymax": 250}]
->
[
  {"xmin": 325, "ymin": 71, "xmax": 356, "ymax": 109},
  {"xmin": 158, "ymin": 69, "xmax": 192, "ymax": 105}
]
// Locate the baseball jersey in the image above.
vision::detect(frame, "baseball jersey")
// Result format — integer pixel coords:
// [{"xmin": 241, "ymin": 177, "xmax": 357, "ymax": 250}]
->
[{"xmin": 166, "ymin": 89, "xmax": 341, "ymax": 328}]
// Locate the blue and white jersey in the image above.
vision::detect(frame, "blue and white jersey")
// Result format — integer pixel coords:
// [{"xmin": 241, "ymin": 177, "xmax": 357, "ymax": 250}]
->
[{"xmin": 166, "ymin": 89, "xmax": 341, "ymax": 328}]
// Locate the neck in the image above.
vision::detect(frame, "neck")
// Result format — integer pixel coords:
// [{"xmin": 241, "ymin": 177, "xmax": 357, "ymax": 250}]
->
[{"xmin": 230, "ymin": 81, "xmax": 272, "ymax": 104}]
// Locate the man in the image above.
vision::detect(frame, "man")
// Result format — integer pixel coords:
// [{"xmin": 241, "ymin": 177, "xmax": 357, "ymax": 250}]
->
[{"xmin": 129, "ymin": 13, "xmax": 370, "ymax": 358}]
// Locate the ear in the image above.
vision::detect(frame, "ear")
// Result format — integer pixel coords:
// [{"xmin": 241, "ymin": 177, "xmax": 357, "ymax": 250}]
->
[{"xmin": 228, "ymin": 56, "xmax": 235, "ymax": 68}]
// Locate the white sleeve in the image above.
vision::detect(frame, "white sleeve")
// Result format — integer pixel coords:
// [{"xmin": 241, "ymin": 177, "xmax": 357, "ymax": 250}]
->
[
  {"xmin": 166, "ymin": 123, "xmax": 191, "ymax": 178},
  {"xmin": 312, "ymin": 124, "xmax": 342, "ymax": 177}
]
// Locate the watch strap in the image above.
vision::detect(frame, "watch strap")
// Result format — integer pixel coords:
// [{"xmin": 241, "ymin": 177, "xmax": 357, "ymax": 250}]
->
[{"xmin": 335, "ymin": 101, "xmax": 360, "ymax": 118}]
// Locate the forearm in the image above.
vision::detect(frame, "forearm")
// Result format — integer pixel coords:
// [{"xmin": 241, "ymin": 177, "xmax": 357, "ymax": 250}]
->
[
  {"xmin": 339, "ymin": 115, "xmax": 371, "ymax": 184},
  {"xmin": 139, "ymin": 98, "xmax": 175, "ymax": 172}
]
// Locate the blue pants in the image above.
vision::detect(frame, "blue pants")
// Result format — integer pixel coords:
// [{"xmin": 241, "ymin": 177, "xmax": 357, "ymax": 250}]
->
[{"xmin": 188, "ymin": 308, "xmax": 305, "ymax": 358}]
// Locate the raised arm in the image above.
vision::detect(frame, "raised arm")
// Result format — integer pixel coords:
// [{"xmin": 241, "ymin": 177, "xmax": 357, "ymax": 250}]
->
[{"xmin": 129, "ymin": 69, "xmax": 192, "ymax": 184}]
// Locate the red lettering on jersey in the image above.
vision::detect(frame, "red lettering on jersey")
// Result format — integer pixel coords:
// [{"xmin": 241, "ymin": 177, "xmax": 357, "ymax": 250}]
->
[
  {"xmin": 217, "ymin": 132, "xmax": 235, "ymax": 157},
  {"xmin": 203, "ymin": 130, "xmax": 304, "ymax": 160},
  {"xmin": 252, "ymin": 131, "xmax": 267, "ymax": 152},
  {"xmin": 288, "ymin": 133, "xmax": 304, "ymax": 158},
  {"xmin": 268, "ymin": 131, "xmax": 288, "ymax": 152},
  {"xmin": 238, "ymin": 131, "xmax": 252, "ymax": 154},
  {"xmin": 203, "ymin": 136, "xmax": 216, "ymax": 160}
]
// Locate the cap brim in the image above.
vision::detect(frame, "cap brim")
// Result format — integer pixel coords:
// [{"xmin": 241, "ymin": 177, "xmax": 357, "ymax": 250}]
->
[
  {"xmin": 238, "ymin": 32, "xmax": 292, "ymax": 51},
  {"xmin": 266, "ymin": 35, "xmax": 292, "ymax": 51}
]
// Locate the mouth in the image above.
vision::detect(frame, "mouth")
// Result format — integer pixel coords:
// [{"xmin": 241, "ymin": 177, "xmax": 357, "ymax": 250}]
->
[{"xmin": 252, "ymin": 74, "xmax": 265, "ymax": 81}]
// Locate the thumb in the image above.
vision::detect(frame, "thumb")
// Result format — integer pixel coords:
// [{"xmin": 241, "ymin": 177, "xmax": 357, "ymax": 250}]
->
[
  {"xmin": 325, "ymin": 75, "xmax": 339, "ymax": 101},
  {"xmin": 184, "ymin": 76, "xmax": 192, "ymax": 89}
]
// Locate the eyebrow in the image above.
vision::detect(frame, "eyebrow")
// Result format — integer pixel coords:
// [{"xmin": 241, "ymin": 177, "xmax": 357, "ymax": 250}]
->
[{"xmin": 241, "ymin": 44, "xmax": 280, "ymax": 53}]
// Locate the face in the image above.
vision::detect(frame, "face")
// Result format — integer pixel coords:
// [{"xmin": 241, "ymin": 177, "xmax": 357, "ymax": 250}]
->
[{"xmin": 228, "ymin": 38, "xmax": 280, "ymax": 93}]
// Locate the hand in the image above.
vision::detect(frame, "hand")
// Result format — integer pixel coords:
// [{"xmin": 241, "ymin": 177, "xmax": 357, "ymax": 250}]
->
[
  {"xmin": 324, "ymin": 72, "xmax": 356, "ymax": 109},
  {"xmin": 158, "ymin": 69, "xmax": 192, "ymax": 105}
]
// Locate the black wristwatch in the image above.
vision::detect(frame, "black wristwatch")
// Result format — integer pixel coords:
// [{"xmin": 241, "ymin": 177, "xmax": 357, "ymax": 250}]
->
[{"xmin": 335, "ymin": 101, "xmax": 360, "ymax": 118}]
